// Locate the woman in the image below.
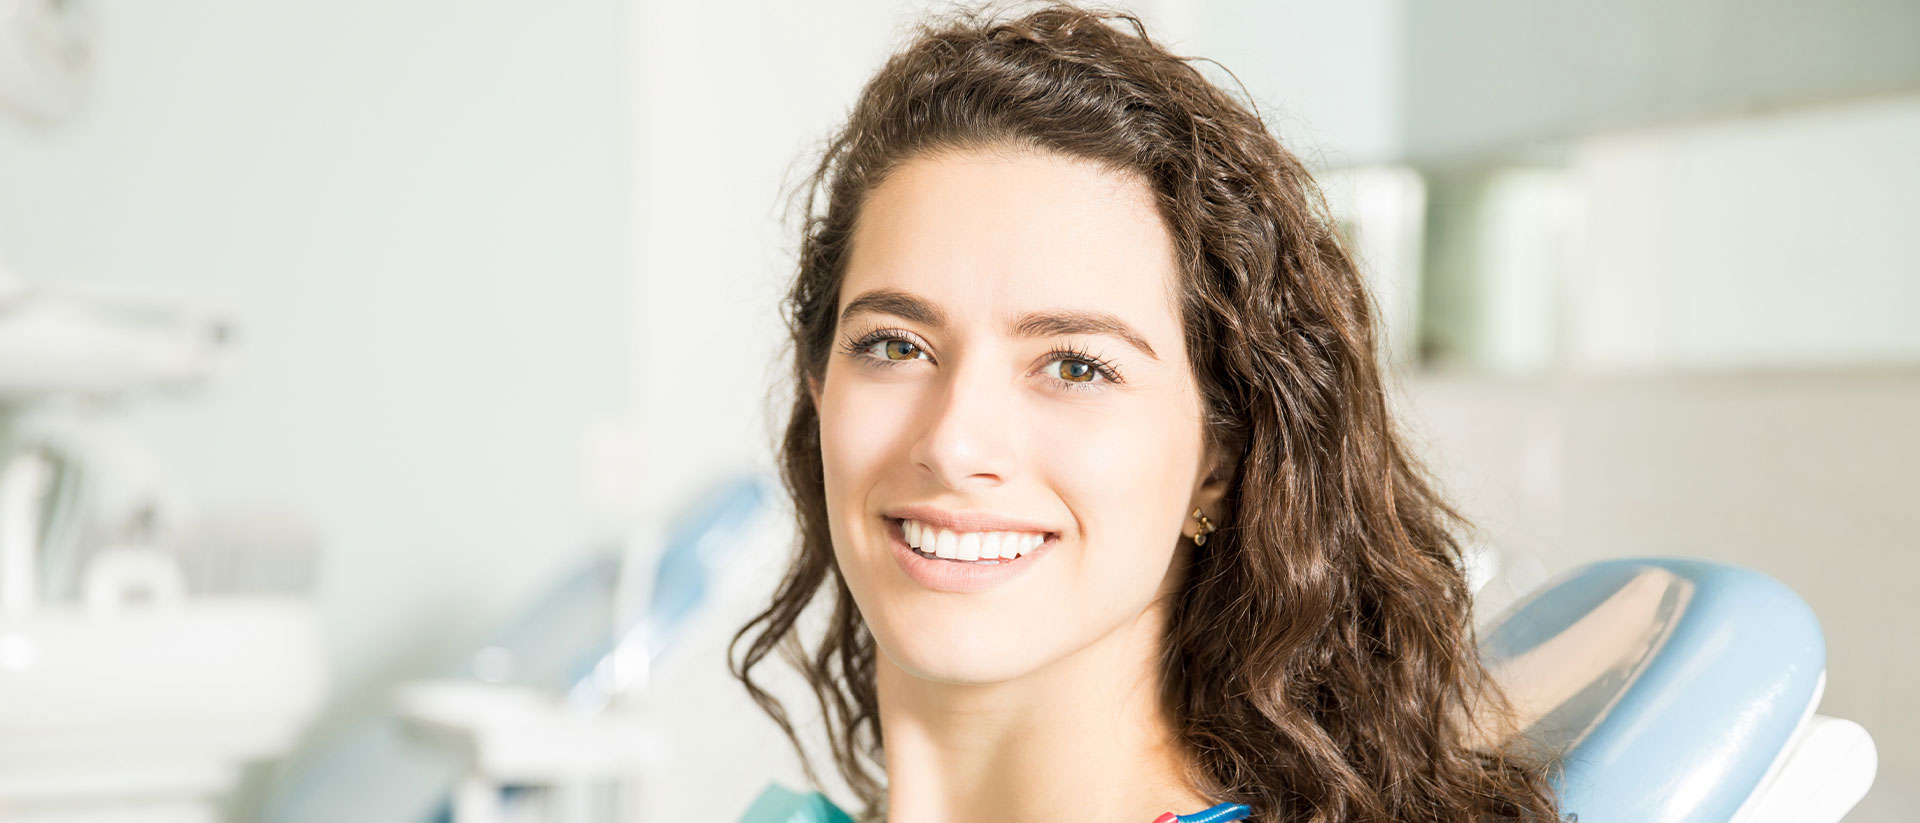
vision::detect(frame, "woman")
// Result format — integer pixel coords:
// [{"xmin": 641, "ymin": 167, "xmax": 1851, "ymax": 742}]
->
[{"xmin": 731, "ymin": 4, "xmax": 1563, "ymax": 821}]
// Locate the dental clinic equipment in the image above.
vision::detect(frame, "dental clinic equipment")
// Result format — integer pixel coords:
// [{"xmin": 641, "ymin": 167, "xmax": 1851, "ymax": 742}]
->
[
  {"xmin": 1482, "ymin": 557, "xmax": 1876, "ymax": 822},
  {"xmin": 259, "ymin": 474, "xmax": 782, "ymax": 823},
  {"xmin": 390, "ymin": 474, "xmax": 781, "ymax": 823},
  {"xmin": 0, "ymin": 0, "xmax": 93, "ymax": 127},
  {"xmin": 0, "ymin": 264, "xmax": 238, "ymax": 400},
  {"xmin": 0, "ymin": 257, "xmax": 327, "ymax": 823}
]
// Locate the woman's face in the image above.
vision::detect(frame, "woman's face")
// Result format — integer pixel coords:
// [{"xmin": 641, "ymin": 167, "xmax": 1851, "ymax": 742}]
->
[{"xmin": 812, "ymin": 146, "xmax": 1221, "ymax": 684}]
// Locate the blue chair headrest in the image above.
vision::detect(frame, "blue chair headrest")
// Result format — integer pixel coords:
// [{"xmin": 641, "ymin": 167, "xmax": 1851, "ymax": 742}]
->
[{"xmin": 1480, "ymin": 557, "xmax": 1826, "ymax": 822}]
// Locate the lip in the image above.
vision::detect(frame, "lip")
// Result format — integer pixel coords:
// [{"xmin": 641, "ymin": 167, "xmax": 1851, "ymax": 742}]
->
[
  {"xmin": 881, "ymin": 504, "xmax": 1060, "ymax": 536},
  {"xmin": 885, "ymin": 516, "xmax": 1057, "ymax": 594}
]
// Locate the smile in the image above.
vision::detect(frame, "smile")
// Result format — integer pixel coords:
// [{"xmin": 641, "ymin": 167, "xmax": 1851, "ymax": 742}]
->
[
  {"xmin": 901, "ymin": 518, "xmax": 1046, "ymax": 563},
  {"xmin": 886, "ymin": 517, "xmax": 1057, "ymax": 593}
]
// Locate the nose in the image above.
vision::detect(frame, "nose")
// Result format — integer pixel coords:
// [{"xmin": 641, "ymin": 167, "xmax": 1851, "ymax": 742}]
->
[{"xmin": 908, "ymin": 354, "xmax": 1017, "ymax": 490}]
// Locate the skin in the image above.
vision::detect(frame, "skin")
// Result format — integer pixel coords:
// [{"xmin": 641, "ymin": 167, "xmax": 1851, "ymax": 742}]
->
[{"xmin": 808, "ymin": 145, "xmax": 1229, "ymax": 823}]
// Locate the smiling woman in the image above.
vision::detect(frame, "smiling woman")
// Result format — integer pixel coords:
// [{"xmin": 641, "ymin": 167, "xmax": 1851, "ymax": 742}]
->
[{"xmin": 730, "ymin": 4, "xmax": 1565, "ymax": 823}]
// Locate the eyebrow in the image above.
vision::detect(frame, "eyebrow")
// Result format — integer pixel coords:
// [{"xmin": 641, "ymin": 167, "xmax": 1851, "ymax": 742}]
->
[{"xmin": 838, "ymin": 287, "xmax": 1160, "ymax": 361}]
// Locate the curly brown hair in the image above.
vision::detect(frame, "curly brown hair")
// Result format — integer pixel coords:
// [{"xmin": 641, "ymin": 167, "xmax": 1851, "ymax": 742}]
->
[{"xmin": 730, "ymin": 4, "xmax": 1564, "ymax": 821}]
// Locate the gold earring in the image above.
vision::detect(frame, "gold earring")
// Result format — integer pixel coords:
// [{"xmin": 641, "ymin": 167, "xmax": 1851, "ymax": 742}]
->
[{"xmin": 1191, "ymin": 507, "xmax": 1215, "ymax": 545}]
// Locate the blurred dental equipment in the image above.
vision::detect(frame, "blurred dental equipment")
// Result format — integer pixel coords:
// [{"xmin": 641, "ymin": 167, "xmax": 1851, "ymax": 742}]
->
[
  {"xmin": 259, "ymin": 474, "xmax": 784, "ymax": 823},
  {"xmin": 0, "ymin": 255, "xmax": 327, "ymax": 823},
  {"xmin": 0, "ymin": 261, "xmax": 238, "ymax": 399},
  {"xmin": 0, "ymin": 0, "xmax": 93, "ymax": 127}
]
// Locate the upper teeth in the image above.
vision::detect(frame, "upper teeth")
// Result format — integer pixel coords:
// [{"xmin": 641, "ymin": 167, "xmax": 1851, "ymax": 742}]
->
[{"xmin": 903, "ymin": 519, "xmax": 1047, "ymax": 561}]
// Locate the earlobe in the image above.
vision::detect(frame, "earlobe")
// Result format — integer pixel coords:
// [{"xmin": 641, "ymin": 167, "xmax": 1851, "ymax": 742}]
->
[{"xmin": 1192, "ymin": 483, "xmax": 1228, "ymax": 529}]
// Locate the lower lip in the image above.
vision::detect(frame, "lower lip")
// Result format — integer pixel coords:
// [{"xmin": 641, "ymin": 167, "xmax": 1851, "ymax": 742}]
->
[{"xmin": 887, "ymin": 518, "xmax": 1055, "ymax": 594}]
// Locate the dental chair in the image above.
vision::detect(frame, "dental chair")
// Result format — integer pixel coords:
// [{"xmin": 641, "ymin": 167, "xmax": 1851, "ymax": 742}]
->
[
  {"xmin": 747, "ymin": 556, "xmax": 1878, "ymax": 823},
  {"xmin": 258, "ymin": 474, "xmax": 781, "ymax": 823},
  {"xmin": 1481, "ymin": 556, "xmax": 1876, "ymax": 822}
]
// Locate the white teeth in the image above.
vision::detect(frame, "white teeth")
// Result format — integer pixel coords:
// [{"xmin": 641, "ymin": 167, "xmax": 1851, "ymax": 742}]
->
[{"xmin": 901, "ymin": 519, "xmax": 1049, "ymax": 562}]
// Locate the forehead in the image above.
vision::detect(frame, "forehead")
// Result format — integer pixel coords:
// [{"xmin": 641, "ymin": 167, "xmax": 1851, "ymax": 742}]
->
[{"xmin": 840, "ymin": 147, "xmax": 1182, "ymax": 340}]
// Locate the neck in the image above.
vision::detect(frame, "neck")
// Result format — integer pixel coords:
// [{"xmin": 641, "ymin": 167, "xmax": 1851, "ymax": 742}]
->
[{"xmin": 875, "ymin": 600, "xmax": 1214, "ymax": 823}]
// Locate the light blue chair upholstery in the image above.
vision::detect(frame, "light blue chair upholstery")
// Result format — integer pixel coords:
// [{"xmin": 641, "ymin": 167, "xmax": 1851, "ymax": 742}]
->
[{"xmin": 1481, "ymin": 557, "xmax": 1876, "ymax": 822}]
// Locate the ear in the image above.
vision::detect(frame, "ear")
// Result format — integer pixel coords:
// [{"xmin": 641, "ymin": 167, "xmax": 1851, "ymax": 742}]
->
[
  {"xmin": 806, "ymin": 374, "xmax": 822, "ymax": 408},
  {"xmin": 1191, "ymin": 442, "xmax": 1234, "ymax": 518}
]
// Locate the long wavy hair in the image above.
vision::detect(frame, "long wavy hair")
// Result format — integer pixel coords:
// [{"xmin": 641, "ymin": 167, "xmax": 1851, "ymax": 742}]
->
[{"xmin": 730, "ymin": 4, "xmax": 1562, "ymax": 821}]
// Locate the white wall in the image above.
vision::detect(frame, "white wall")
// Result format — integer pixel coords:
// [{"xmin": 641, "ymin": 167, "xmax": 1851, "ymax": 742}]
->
[
  {"xmin": 1567, "ymin": 92, "xmax": 1920, "ymax": 370},
  {"xmin": 1401, "ymin": 0, "xmax": 1920, "ymax": 160},
  {"xmin": 0, "ymin": 0, "xmax": 624, "ymax": 719},
  {"xmin": 1197, "ymin": 0, "xmax": 1404, "ymax": 166}
]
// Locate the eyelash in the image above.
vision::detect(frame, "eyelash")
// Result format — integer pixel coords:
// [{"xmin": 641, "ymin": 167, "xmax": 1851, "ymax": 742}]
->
[{"xmin": 837, "ymin": 327, "xmax": 1126, "ymax": 391}]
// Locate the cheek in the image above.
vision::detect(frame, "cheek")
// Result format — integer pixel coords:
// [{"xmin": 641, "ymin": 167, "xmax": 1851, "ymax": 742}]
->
[
  {"xmin": 1043, "ymin": 402, "xmax": 1205, "ymax": 596},
  {"xmin": 1037, "ymin": 401, "xmax": 1199, "ymax": 537},
  {"xmin": 818, "ymin": 372, "xmax": 909, "ymax": 501},
  {"xmin": 817, "ymin": 370, "xmax": 925, "ymax": 584}
]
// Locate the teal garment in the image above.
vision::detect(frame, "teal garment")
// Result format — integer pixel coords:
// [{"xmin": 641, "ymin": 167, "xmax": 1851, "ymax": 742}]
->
[{"xmin": 741, "ymin": 784, "xmax": 855, "ymax": 823}]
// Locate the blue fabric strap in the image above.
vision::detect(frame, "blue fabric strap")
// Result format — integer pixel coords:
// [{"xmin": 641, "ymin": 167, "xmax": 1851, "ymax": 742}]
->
[{"xmin": 1176, "ymin": 802, "xmax": 1253, "ymax": 822}]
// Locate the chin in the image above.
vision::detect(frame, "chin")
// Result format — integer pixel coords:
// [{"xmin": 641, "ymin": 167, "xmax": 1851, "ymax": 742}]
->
[
  {"xmin": 869, "ymin": 612, "xmax": 1055, "ymax": 685},
  {"xmin": 875, "ymin": 625, "xmax": 1044, "ymax": 682}
]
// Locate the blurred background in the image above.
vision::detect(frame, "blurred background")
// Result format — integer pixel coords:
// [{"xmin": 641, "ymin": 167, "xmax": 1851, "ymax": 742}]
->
[{"xmin": 0, "ymin": 0, "xmax": 1913, "ymax": 821}]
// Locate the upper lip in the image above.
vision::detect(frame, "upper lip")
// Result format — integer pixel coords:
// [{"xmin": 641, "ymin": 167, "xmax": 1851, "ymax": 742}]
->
[{"xmin": 883, "ymin": 504, "xmax": 1059, "ymax": 535}]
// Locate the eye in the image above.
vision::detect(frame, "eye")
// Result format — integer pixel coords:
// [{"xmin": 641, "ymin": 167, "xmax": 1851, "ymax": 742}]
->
[
  {"xmin": 1049, "ymin": 358, "xmax": 1099, "ymax": 383},
  {"xmin": 841, "ymin": 329, "xmax": 933, "ymax": 366},
  {"xmin": 1039, "ymin": 346, "xmax": 1123, "ymax": 391},
  {"xmin": 874, "ymin": 338, "xmax": 925, "ymax": 361}
]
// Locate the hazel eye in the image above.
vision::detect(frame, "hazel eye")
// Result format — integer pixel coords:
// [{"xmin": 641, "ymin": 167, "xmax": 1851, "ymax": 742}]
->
[
  {"xmin": 865, "ymin": 337, "xmax": 928, "ymax": 362},
  {"xmin": 1036, "ymin": 345, "xmax": 1123, "ymax": 391},
  {"xmin": 1051, "ymin": 358, "xmax": 1098, "ymax": 383}
]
